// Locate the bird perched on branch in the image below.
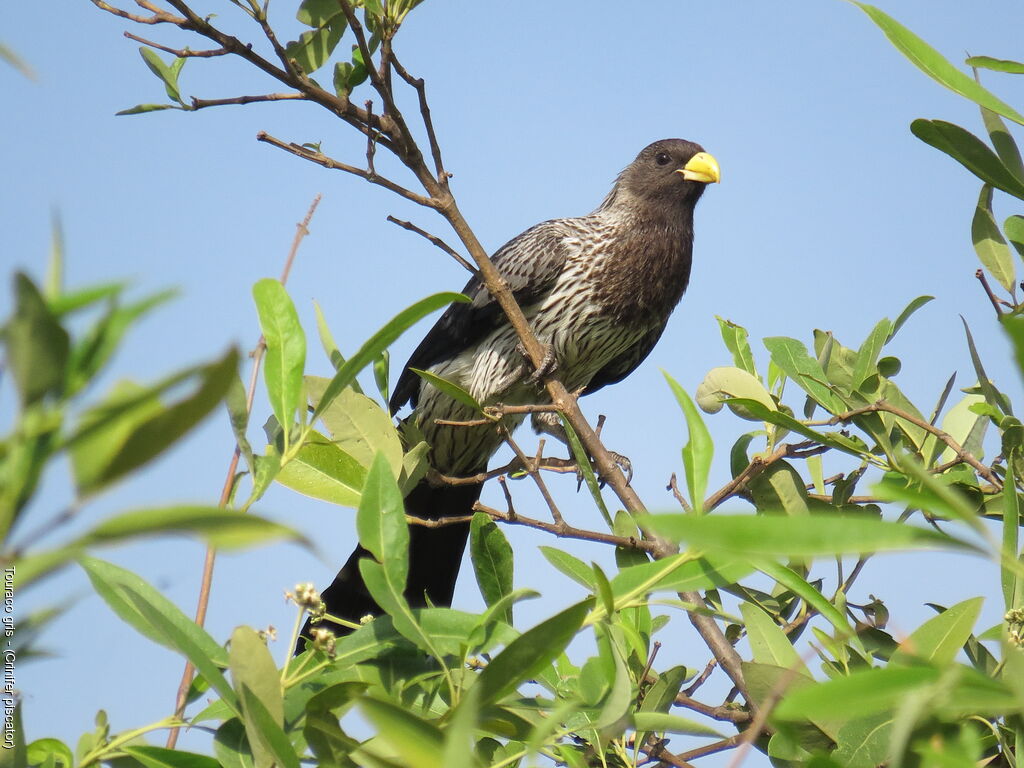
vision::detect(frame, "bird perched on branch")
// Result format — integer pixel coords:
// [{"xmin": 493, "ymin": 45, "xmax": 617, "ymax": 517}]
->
[{"xmin": 304, "ymin": 138, "xmax": 719, "ymax": 642}]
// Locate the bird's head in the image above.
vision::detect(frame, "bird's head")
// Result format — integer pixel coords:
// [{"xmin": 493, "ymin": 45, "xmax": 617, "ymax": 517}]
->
[{"xmin": 608, "ymin": 138, "xmax": 720, "ymax": 211}]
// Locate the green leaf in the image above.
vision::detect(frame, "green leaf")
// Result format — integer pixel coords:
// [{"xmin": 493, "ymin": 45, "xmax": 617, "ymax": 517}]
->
[
  {"xmin": 474, "ymin": 600, "xmax": 592, "ymax": 707},
  {"xmin": 748, "ymin": 461, "xmax": 810, "ymax": 517},
  {"xmin": 312, "ymin": 300, "xmax": 351, "ymax": 379},
  {"xmin": 558, "ymin": 416, "xmax": 612, "ymax": 528},
  {"xmin": 230, "ymin": 627, "xmax": 284, "ymax": 768},
  {"xmin": 272, "ymin": 430, "xmax": 366, "ymax": 508},
  {"xmin": 775, "ymin": 664, "xmax": 1018, "ymax": 721},
  {"xmin": 763, "ymin": 336, "xmax": 841, "ymax": 412},
  {"xmin": 116, "ymin": 103, "xmax": 179, "ymax": 116},
  {"xmin": 741, "ymin": 602, "xmax": 808, "ymax": 673},
  {"xmin": 470, "ymin": 512, "xmax": 514, "ymax": 622},
  {"xmin": 123, "ymin": 586, "xmax": 238, "ymax": 713},
  {"xmin": 313, "ymin": 293, "xmax": 465, "ymax": 421},
  {"xmin": 962, "ymin": 317, "xmax": 1007, "ymax": 415},
  {"xmin": 138, "ymin": 47, "xmax": 184, "ymax": 104},
  {"xmin": 81, "ymin": 505, "xmax": 300, "ymax": 550},
  {"xmin": 911, "ymin": 120, "xmax": 1024, "ymax": 200},
  {"xmin": 213, "ymin": 720, "xmax": 253, "ymax": 768},
  {"xmin": 5, "ymin": 272, "xmax": 69, "ymax": 406},
  {"xmin": 409, "ymin": 368, "xmax": 482, "ymax": 412},
  {"xmin": 610, "ymin": 553, "xmax": 753, "ymax": 601},
  {"xmin": 591, "ymin": 627, "xmax": 633, "ymax": 729},
  {"xmin": 296, "ymin": 0, "xmax": 346, "ymax": 26},
  {"xmin": 664, "ymin": 373, "xmax": 712, "ymax": 512},
  {"xmin": 1005, "ymin": 214, "xmax": 1024, "ymax": 259},
  {"xmin": 852, "ymin": 4, "xmax": 1024, "ymax": 126},
  {"xmin": 26, "ymin": 738, "xmax": 73, "ymax": 768},
  {"xmin": 966, "ymin": 56, "xmax": 1024, "ymax": 75},
  {"xmin": 695, "ymin": 366, "xmax": 775, "ymax": 416},
  {"xmin": 631, "ymin": 712, "xmax": 722, "ymax": 737},
  {"xmin": 356, "ymin": 452, "xmax": 408, "ymax": 588},
  {"xmin": 852, "ymin": 318, "xmax": 892, "ymax": 391},
  {"xmin": 79, "ymin": 557, "xmax": 229, "ymax": 666},
  {"xmin": 66, "ymin": 288, "xmax": 177, "ymax": 396},
  {"xmin": 646, "ymin": 513, "xmax": 976, "ymax": 558},
  {"xmin": 123, "ymin": 746, "xmax": 220, "ymax": 768},
  {"xmin": 306, "ymin": 378, "xmax": 402, "ymax": 473},
  {"xmin": 726, "ymin": 399, "xmax": 868, "ymax": 458},
  {"xmin": 972, "ymin": 185, "xmax": 1016, "ymax": 291},
  {"xmin": 539, "ymin": 546, "xmax": 595, "ymax": 588},
  {"xmin": 716, "ymin": 316, "xmax": 757, "ymax": 376},
  {"xmin": 284, "ymin": 24, "xmax": 344, "ymax": 75},
  {"xmin": 237, "ymin": 686, "xmax": 299, "ymax": 768},
  {"xmin": 890, "ymin": 597, "xmax": 983, "ymax": 666},
  {"xmin": 226, "ymin": 374, "xmax": 254, "ymax": 472},
  {"xmin": 359, "ymin": 698, "xmax": 445, "ymax": 768},
  {"xmin": 253, "ymin": 279, "xmax": 306, "ymax": 445},
  {"xmin": 46, "ymin": 280, "xmax": 125, "ymax": 317},
  {"xmin": 978, "ymin": 100, "xmax": 1024, "ymax": 185},
  {"xmin": 887, "ymin": 296, "xmax": 933, "ymax": 343},
  {"xmin": 1003, "ymin": 450, "xmax": 1021, "ymax": 611},
  {"xmin": 935, "ymin": 393, "xmax": 987, "ymax": 466},
  {"xmin": 69, "ymin": 348, "xmax": 239, "ymax": 498}
]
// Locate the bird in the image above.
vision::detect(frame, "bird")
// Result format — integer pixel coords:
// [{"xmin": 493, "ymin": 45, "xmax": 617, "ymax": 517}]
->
[{"xmin": 302, "ymin": 138, "xmax": 719, "ymax": 644}]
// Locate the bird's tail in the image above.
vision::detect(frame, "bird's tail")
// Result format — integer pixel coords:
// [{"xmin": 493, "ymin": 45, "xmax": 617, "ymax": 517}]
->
[{"xmin": 298, "ymin": 479, "xmax": 482, "ymax": 649}]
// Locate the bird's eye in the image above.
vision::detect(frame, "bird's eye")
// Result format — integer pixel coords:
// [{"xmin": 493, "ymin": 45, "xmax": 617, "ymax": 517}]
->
[{"xmin": 655, "ymin": 152, "xmax": 672, "ymax": 166}]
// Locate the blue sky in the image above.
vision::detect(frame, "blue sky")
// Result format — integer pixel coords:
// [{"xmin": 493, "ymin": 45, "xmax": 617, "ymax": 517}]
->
[{"xmin": 5, "ymin": 0, "xmax": 1024, "ymax": 764}]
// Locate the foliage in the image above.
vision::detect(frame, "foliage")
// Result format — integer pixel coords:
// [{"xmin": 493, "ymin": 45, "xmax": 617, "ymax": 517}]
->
[{"xmin": 9, "ymin": 1, "xmax": 1024, "ymax": 767}]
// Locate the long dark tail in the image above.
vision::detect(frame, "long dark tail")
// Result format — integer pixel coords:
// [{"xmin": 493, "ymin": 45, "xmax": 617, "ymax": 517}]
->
[{"xmin": 297, "ymin": 480, "xmax": 482, "ymax": 650}]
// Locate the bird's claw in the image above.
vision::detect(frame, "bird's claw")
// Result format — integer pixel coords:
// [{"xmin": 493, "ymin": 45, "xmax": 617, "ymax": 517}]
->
[
  {"xmin": 516, "ymin": 341, "xmax": 558, "ymax": 387},
  {"xmin": 574, "ymin": 450, "xmax": 633, "ymax": 490}
]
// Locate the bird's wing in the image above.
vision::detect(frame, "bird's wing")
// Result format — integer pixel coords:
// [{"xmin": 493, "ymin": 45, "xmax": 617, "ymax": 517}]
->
[
  {"xmin": 583, "ymin": 323, "xmax": 668, "ymax": 397},
  {"xmin": 390, "ymin": 219, "xmax": 572, "ymax": 412}
]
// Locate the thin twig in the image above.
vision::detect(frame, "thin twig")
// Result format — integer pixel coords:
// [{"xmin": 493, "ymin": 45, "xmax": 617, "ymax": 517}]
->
[
  {"xmin": 409, "ymin": 502, "xmax": 660, "ymax": 553},
  {"xmin": 124, "ymin": 30, "xmax": 228, "ymax": 56},
  {"xmin": 976, "ymin": 269, "xmax": 1009, "ymax": 318},
  {"xmin": 166, "ymin": 195, "xmax": 321, "ymax": 747},
  {"xmin": 829, "ymin": 400, "xmax": 1002, "ymax": 489},
  {"xmin": 674, "ymin": 694, "xmax": 750, "ymax": 724},
  {"xmin": 257, "ymin": 131, "xmax": 436, "ymax": 208},
  {"xmin": 191, "ymin": 93, "xmax": 305, "ymax": 109},
  {"xmin": 667, "ymin": 473, "xmax": 692, "ymax": 512},
  {"xmin": 503, "ymin": 429, "xmax": 564, "ymax": 524},
  {"xmin": 390, "ymin": 51, "xmax": 446, "ymax": 182},
  {"xmin": 681, "ymin": 658, "xmax": 717, "ymax": 697},
  {"xmin": 92, "ymin": 0, "xmax": 183, "ymax": 24},
  {"xmin": 386, "ymin": 215, "xmax": 475, "ymax": 273},
  {"xmin": 676, "ymin": 735, "xmax": 743, "ymax": 763}
]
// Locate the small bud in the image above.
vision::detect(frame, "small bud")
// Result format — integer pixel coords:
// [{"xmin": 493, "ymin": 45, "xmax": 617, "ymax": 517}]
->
[
  {"xmin": 286, "ymin": 583, "xmax": 323, "ymax": 611},
  {"xmin": 311, "ymin": 627, "xmax": 337, "ymax": 657},
  {"xmin": 257, "ymin": 625, "xmax": 278, "ymax": 643}
]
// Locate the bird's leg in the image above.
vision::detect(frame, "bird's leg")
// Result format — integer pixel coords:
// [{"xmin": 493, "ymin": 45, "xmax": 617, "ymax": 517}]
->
[
  {"xmin": 530, "ymin": 411, "xmax": 633, "ymax": 485},
  {"xmin": 515, "ymin": 341, "xmax": 559, "ymax": 387}
]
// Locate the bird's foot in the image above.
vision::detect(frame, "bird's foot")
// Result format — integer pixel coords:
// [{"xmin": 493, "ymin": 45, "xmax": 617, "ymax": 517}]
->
[
  {"xmin": 575, "ymin": 450, "xmax": 633, "ymax": 490},
  {"xmin": 516, "ymin": 341, "xmax": 558, "ymax": 387}
]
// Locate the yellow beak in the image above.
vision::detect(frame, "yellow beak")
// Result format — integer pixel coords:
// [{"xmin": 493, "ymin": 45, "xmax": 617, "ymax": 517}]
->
[{"xmin": 678, "ymin": 152, "xmax": 721, "ymax": 184}]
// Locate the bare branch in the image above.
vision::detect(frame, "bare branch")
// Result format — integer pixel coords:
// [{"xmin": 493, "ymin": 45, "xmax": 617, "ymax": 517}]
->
[
  {"xmin": 124, "ymin": 30, "xmax": 227, "ymax": 56},
  {"xmin": 407, "ymin": 502, "xmax": 660, "ymax": 553},
  {"xmin": 191, "ymin": 93, "xmax": 306, "ymax": 109},
  {"xmin": 502, "ymin": 429, "xmax": 564, "ymax": 525},
  {"xmin": 167, "ymin": 194, "xmax": 322, "ymax": 747},
  {"xmin": 390, "ymin": 51, "xmax": 446, "ymax": 182},
  {"xmin": 92, "ymin": 0, "xmax": 184, "ymax": 24},
  {"xmin": 830, "ymin": 400, "xmax": 1003, "ymax": 489},
  {"xmin": 386, "ymin": 215, "xmax": 475, "ymax": 274},
  {"xmin": 257, "ymin": 131, "xmax": 437, "ymax": 208}
]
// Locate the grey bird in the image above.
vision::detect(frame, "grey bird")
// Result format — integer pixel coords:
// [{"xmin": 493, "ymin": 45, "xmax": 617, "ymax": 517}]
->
[{"xmin": 302, "ymin": 138, "xmax": 720, "ymax": 644}]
